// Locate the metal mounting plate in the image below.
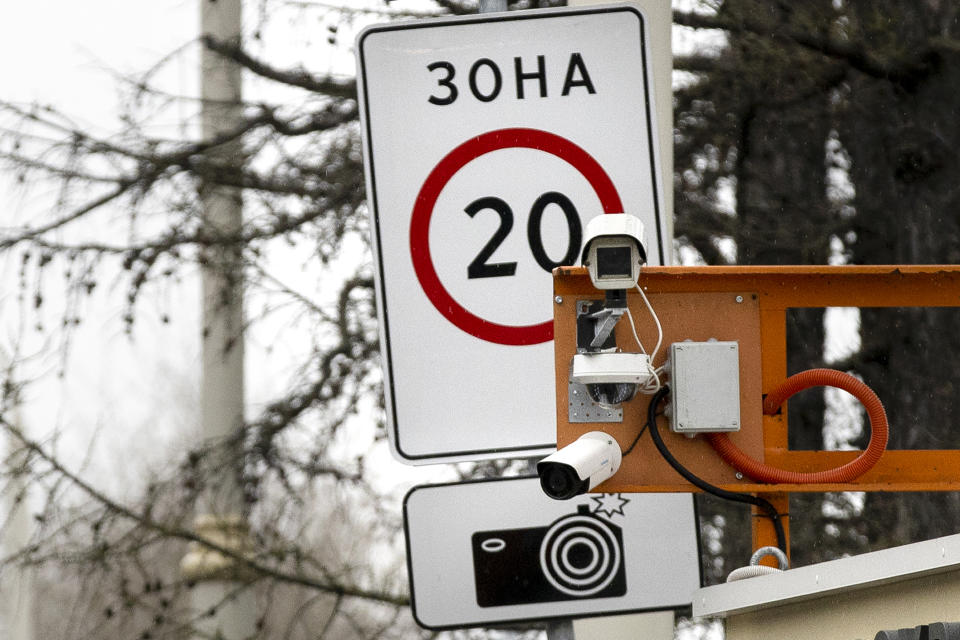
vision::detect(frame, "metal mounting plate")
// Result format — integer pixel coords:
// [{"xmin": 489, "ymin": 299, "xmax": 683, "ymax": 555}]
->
[{"xmin": 568, "ymin": 378, "xmax": 623, "ymax": 423}]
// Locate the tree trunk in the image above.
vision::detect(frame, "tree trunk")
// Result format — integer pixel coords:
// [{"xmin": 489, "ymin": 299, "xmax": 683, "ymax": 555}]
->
[{"xmin": 839, "ymin": 0, "xmax": 960, "ymax": 546}]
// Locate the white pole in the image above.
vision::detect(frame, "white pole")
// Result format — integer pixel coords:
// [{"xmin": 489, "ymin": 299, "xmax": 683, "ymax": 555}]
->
[
  {"xmin": 1, "ymin": 401, "xmax": 34, "ymax": 640},
  {"xmin": 180, "ymin": 0, "xmax": 257, "ymax": 637}
]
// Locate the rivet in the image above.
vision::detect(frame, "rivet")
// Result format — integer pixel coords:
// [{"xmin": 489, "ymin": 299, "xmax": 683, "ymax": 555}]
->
[
  {"xmin": 555, "ymin": 296, "xmax": 563, "ymax": 304},
  {"xmin": 735, "ymin": 472, "xmax": 744, "ymax": 480},
  {"xmin": 735, "ymin": 295, "xmax": 744, "ymax": 303}
]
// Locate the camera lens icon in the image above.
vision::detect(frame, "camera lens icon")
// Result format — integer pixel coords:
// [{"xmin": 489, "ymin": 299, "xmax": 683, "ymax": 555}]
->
[{"xmin": 539, "ymin": 513, "xmax": 622, "ymax": 597}]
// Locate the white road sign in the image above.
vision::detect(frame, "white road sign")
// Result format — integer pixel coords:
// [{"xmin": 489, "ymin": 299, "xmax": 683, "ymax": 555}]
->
[
  {"xmin": 356, "ymin": 5, "xmax": 667, "ymax": 463},
  {"xmin": 404, "ymin": 477, "xmax": 700, "ymax": 629}
]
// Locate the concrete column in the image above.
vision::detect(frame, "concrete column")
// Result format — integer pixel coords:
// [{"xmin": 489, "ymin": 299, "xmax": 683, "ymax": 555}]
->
[
  {"xmin": 180, "ymin": 0, "xmax": 257, "ymax": 637},
  {"xmin": 1, "ymin": 406, "xmax": 34, "ymax": 640}
]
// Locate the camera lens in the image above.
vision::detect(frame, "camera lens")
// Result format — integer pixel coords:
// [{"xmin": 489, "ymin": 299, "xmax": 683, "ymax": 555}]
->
[
  {"xmin": 537, "ymin": 462, "xmax": 588, "ymax": 500},
  {"xmin": 596, "ymin": 245, "xmax": 632, "ymax": 279},
  {"xmin": 587, "ymin": 382, "xmax": 638, "ymax": 406}
]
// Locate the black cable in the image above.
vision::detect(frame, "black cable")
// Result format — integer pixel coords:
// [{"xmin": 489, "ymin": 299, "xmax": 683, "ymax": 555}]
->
[
  {"xmin": 620, "ymin": 397, "xmax": 666, "ymax": 456},
  {"xmin": 644, "ymin": 385, "xmax": 788, "ymax": 554},
  {"xmin": 621, "ymin": 419, "xmax": 649, "ymax": 457}
]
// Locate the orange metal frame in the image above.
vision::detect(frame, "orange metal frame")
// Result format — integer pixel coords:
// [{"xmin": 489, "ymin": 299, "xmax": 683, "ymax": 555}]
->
[{"xmin": 553, "ymin": 265, "xmax": 960, "ymax": 551}]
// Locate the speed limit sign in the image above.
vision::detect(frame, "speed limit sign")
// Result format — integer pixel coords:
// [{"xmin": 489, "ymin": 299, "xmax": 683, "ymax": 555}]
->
[{"xmin": 356, "ymin": 4, "xmax": 668, "ymax": 463}]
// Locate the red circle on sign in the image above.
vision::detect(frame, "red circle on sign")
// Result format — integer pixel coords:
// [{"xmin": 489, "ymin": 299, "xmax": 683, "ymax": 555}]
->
[{"xmin": 410, "ymin": 128, "xmax": 624, "ymax": 346}]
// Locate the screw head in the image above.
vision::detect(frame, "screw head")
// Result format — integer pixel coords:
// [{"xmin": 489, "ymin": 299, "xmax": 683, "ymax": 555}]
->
[
  {"xmin": 735, "ymin": 295, "xmax": 744, "ymax": 303},
  {"xmin": 735, "ymin": 472, "xmax": 744, "ymax": 480},
  {"xmin": 555, "ymin": 296, "xmax": 563, "ymax": 304}
]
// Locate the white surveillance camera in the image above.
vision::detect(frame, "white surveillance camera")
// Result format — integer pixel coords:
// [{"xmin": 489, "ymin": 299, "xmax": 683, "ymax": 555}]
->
[
  {"xmin": 571, "ymin": 352, "xmax": 651, "ymax": 406},
  {"xmin": 581, "ymin": 213, "xmax": 647, "ymax": 290},
  {"xmin": 537, "ymin": 431, "xmax": 622, "ymax": 500}
]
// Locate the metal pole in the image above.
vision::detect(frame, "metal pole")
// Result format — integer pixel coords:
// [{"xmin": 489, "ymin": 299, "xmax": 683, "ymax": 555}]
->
[
  {"xmin": 478, "ymin": 0, "xmax": 507, "ymax": 12},
  {"xmin": 180, "ymin": 0, "xmax": 257, "ymax": 637},
  {"xmin": 546, "ymin": 619, "xmax": 577, "ymax": 640}
]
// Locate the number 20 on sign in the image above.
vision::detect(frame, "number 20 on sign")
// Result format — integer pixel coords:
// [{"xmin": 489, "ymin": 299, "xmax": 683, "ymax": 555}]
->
[
  {"xmin": 357, "ymin": 6, "xmax": 665, "ymax": 462},
  {"xmin": 409, "ymin": 127, "xmax": 625, "ymax": 346}
]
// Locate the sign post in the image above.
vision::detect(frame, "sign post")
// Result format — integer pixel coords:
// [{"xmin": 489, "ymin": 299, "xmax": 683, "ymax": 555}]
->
[{"xmin": 357, "ymin": 5, "xmax": 668, "ymax": 463}]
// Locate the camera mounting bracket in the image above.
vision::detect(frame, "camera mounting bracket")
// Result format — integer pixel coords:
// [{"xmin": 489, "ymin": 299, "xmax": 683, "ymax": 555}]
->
[
  {"xmin": 568, "ymin": 375, "xmax": 623, "ymax": 423},
  {"xmin": 576, "ymin": 299, "xmax": 623, "ymax": 353}
]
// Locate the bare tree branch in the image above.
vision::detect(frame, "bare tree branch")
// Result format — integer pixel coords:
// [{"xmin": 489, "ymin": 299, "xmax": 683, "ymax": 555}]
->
[
  {"xmin": 672, "ymin": 8, "xmax": 940, "ymax": 83},
  {"xmin": 1, "ymin": 418, "xmax": 409, "ymax": 608},
  {"xmin": 202, "ymin": 36, "xmax": 357, "ymax": 99}
]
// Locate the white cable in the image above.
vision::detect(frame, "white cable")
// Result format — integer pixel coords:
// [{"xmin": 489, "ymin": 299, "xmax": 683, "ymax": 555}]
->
[
  {"xmin": 623, "ymin": 285, "xmax": 665, "ymax": 394},
  {"xmin": 623, "ymin": 307, "xmax": 648, "ymax": 355},
  {"xmin": 623, "ymin": 306, "xmax": 659, "ymax": 392},
  {"xmin": 726, "ymin": 546, "xmax": 790, "ymax": 582},
  {"xmin": 634, "ymin": 284, "xmax": 663, "ymax": 364},
  {"xmin": 726, "ymin": 565, "xmax": 783, "ymax": 582}
]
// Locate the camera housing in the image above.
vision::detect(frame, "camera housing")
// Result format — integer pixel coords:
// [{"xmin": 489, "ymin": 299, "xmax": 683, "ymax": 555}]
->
[
  {"xmin": 581, "ymin": 213, "xmax": 647, "ymax": 290},
  {"xmin": 537, "ymin": 431, "xmax": 622, "ymax": 500},
  {"xmin": 571, "ymin": 352, "xmax": 651, "ymax": 406}
]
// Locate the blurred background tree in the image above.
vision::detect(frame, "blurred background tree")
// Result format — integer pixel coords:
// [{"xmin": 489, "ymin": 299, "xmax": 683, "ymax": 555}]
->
[{"xmin": 674, "ymin": 0, "xmax": 960, "ymax": 580}]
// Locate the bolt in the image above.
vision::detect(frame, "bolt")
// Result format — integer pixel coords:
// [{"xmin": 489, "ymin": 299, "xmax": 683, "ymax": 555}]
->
[
  {"xmin": 735, "ymin": 472, "xmax": 744, "ymax": 480},
  {"xmin": 735, "ymin": 295, "xmax": 744, "ymax": 303},
  {"xmin": 555, "ymin": 296, "xmax": 563, "ymax": 304}
]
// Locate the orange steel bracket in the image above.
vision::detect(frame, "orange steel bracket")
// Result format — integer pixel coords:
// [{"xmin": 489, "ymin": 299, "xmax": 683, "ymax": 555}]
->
[
  {"xmin": 554, "ymin": 265, "xmax": 960, "ymax": 553},
  {"xmin": 554, "ymin": 265, "xmax": 960, "ymax": 495}
]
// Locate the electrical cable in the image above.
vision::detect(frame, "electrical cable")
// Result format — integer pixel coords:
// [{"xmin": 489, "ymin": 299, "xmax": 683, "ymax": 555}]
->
[
  {"xmin": 621, "ymin": 411, "xmax": 653, "ymax": 457},
  {"xmin": 623, "ymin": 285, "xmax": 664, "ymax": 394},
  {"xmin": 705, "ymin": 368, "xmax": 888, "ymax": 484},
  {"xmin": 644, "ymin": 385, "xmax": 788, "ymax": 554},
  {"xmin": 634, "ymin": 284, "xmax": 662, "ymax": 363}
]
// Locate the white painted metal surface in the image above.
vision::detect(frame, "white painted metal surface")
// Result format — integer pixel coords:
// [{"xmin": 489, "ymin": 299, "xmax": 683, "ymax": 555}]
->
[
  {"xmin": 356, "ymin": 5, "xmax": 667, "ymax": 463},
  {"xmin": 695, "ymin": 532, "xmax": 960, "ymax": 618}
]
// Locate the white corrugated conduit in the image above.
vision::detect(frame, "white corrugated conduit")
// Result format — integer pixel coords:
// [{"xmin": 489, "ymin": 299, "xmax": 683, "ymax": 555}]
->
[{"xmin": 726, "ymin": 546, "xmax": 790, "ymax": 582}]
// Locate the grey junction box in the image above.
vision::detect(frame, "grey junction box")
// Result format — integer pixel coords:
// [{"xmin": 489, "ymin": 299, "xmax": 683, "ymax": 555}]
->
[{"xmin": 669, "ymin": 340, "xmax": 741, "ymax": 433}]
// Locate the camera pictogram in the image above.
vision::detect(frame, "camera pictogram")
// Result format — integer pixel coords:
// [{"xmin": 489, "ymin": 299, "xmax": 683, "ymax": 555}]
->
[{"xmin": 471, "ymin": 504, "xmax": 627, "ymax": 607}]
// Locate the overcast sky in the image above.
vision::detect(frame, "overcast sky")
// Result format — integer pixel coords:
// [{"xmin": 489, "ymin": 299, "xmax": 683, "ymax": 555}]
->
[{"xmin": 1, "ymin": 1, "xmax": 196, "ymax": 123}]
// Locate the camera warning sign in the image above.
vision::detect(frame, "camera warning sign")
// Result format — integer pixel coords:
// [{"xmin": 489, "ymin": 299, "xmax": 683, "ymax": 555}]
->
[{"xmin": 403, "ymin": 477, "xmax": 699, "ymax": 629}]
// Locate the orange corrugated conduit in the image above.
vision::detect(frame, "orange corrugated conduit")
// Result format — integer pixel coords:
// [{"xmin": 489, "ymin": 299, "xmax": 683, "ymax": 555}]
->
[{"xmin": 705, "ymin": 368, "xmax": 888, "ymax": 484}]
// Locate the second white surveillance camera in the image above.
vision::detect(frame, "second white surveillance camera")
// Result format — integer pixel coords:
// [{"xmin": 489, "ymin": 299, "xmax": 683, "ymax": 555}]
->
[
  {"xmin": 571, "ymin": 352, "xmax": 651, "ymax": 406},
  {"xmin": 537, "ymin": 431, "xmax": 622, "ymax": 500},
  {"xmin": 581, "ymin": 213, "xmax": 648, "ymax": 290}
]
